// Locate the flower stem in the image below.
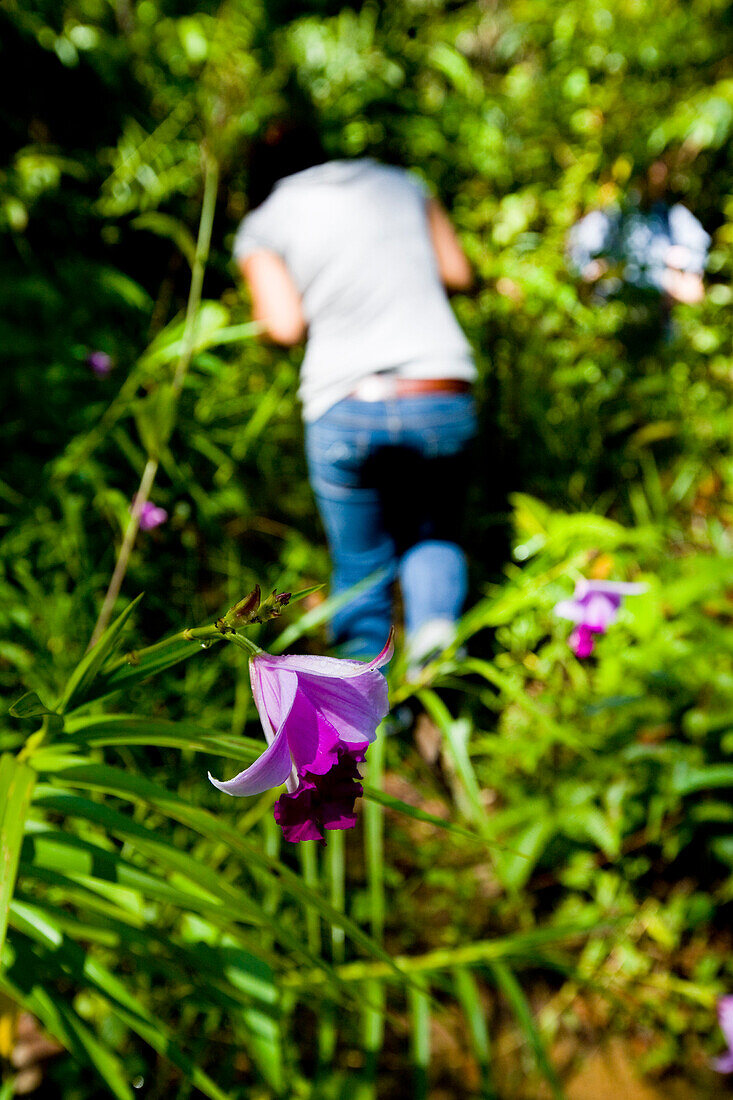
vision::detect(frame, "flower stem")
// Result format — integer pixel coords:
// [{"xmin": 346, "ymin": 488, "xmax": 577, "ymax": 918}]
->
[
  {"xmin": 87, "ymin": 147, "xmax": 219, "ymax": 649},
  {"xmin": 228, "ymin": 633, "xmax": 264, "ymax": 657},
  {"xmin": 88, "ymin": 455, "xmax": 158, "ymax": 648}
]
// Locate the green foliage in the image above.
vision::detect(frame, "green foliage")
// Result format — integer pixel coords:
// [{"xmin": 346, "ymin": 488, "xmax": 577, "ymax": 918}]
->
[{"xmin": 1, "ymin": 0, "xmax": 732, "ymax": 1095}]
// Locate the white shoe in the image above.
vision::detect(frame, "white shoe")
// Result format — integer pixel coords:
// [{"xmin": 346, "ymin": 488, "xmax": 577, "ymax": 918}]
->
[{"xmin": 406, "ymin": 618, "xmax": 458, "ymax": 672}]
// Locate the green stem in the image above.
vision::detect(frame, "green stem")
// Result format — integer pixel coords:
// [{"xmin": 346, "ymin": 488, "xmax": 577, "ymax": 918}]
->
[
  {"xmin": 228, "ymin": 633, "xmax": 264, "ymax": 657},
  {"xmin": 101, "ymin": 621, "xmax": 263, "ymax": 679},
  {"xmin": 172, "ymin": 146, "xmax": 219, "ymax": 397},
  {"xmin": 88, "ymin": 147, "xmax": 219, "ymax": 648},
  {"xmin": 88, "ymin": 455, "xmax": 158, "ymax": 648}
]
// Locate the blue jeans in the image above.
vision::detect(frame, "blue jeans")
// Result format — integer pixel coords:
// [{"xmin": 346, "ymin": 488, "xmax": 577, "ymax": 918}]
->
[{"xmin": 305, "ymin": 393, "xmax": 477, "ymax": 658}]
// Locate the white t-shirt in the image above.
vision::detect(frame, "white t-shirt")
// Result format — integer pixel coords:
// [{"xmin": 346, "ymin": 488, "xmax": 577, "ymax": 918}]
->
[{"xmin": 233, "ymin": 159, "xmax": 476, "ymax": 421}]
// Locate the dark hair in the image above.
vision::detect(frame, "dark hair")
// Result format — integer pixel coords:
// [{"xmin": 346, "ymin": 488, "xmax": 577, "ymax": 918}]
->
[{"xmin": 246, "ymin": 120, "xmax": 328, "ymax": 209}]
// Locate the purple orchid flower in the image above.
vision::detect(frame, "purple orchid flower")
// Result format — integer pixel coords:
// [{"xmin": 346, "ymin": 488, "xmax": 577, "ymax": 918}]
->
[
  {"xmin": 714, "ymin": 996, "xmax": 733, "ymax": 1073},
  {"xmin": 555, "ymin": 579, "xmax": 647, "ymax": 658},
  {"xmin": 87, "ymin": 351, "xmax": 113, "ymax": 376},
  {"xmin": 130, "ymin": 499, "xmax": 168, "ymax": 531},
  {"xmin": 209, "ymin": 633, "xmax": 393, "ymax": 842}
]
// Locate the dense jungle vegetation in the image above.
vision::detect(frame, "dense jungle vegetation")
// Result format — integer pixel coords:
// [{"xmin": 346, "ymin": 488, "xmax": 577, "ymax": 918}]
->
[{"xmin": 1, "ymin": 0, "xmax": 733, "ymax": 1096}]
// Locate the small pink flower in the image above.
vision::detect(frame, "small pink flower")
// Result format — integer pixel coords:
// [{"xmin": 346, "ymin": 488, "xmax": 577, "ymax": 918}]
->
[
  {"xmin": 555, "ymin": 579, "xmax": 646, "ymax": 658},
  {"xmin": 87, "ymin": 351, "xmax": 113, "ymax": 376},
  {"xmin": 209, "ymin": 633, "xmax": 393, "ymax": 842},
  {"xmin": 131, "ymin": 499, "xmax": 168, "ymax": 531},
  {"xmin": 714, "ymin": 996, "xmax": 733, "ymax": 1073}
]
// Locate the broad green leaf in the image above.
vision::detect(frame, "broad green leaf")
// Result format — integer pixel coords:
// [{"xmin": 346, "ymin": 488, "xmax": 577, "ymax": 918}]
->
[
  {"xmin": 64, "ymin": 713, "xmax": 261, "ymax": 761},
  {"xmin": 29, "ymin": 786, "xmax": 366, "ymax": 990},
  {"xmin": 0, "ymin": 947, "xmax": 132, "ymax": 1100},
  {"xmin": 31, "ymin": 763, "xmax": 420, "ymax": 989},
  {"xmin": 21, "ymin": 832, "xmax": 226, "ymax": 916},
  {"xmin": 0, "ymin": 755, "xmax": 36, "ymax": 956},
  {"xmin": 9, "ymin": 904, "xmax": 230, "ymax": 1100}
]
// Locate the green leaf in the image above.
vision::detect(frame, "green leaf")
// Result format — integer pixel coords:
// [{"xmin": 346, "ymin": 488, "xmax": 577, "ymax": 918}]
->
[
  {"xmin": 489, "ymin": 961, "xmax": 564, "ymax": 1100},
  {"xmin": 64, "ymin": 713, "xmax": 261, "ymax": 761},
  {"xmin": 132, "ymin": 211, "xmax": 197, "ymax": 267},
  {"xmin": 0, "ymin": 946, "xmax": 133, "ymax": 1100},
  {"xmin": 495, "ymin": 818, "xmax": 555, "ymax": 892},
  {"xmin": 28, "ymin": 786, "xmax": 364, "ymax": 990},
  {"xmin": 9, "ymin": 903, "xmax": 230, "ymax": 1100},
  {"xmin": 418, "ymin": 691, "xmax": 489, "ymax": 833},
  {"xmin": 81, "ymin": 634, "xmax": 225, "ymax": 705},
  {"xmin": 58, "ymin": 594, "xmax": 143, "ymax": 713},
  {"xmin": 134, "ymin": 384, "xmax": 176, "ymax": 457},
  {"xmin": 21, "ymin": 831, "xmax": 227, "ymax": 917},
  {"xmin": 363, "ymin": 785, "xmax": 492, "ymax": 846},
  {"xmin": 453, "ymin": 967, "xmax": 496, "ymax": 1099},
  {"xmin": 31, "ymin": 763, "xmax": 420, "ymax": 990},
  {"xmin": 271, "ymin": 571, "xmax": 388, "ymax": 653},
  {"xmin": 287, "ymin": 583, "xmax": 325, "ymax": 605},
  {"xmin": 9, "ymin": 691, "xmax": 58, "ymax": 719},
  {"xmin": 408, "ymin": 978, "xmax": 430, "ymax": 1100},
  {"xmin": 0, "ymin": 754, "xmax": 36, "ymax": 957},
  {"xmin": 671, "ymin": 763, "xmax": 733, "ymax": 795}
]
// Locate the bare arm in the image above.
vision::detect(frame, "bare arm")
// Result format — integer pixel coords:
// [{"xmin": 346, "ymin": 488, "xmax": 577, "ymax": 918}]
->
[
  {"xmin": 660, "ymin": 251, "xmax": 705, "ymax": 304},
  {"xmin": 426, "ymin": 198, "xmax": 473, "ymax": 291},
  {"xmin": 238, "ymin": 250, "xmax": 307, "ymax": 345}
]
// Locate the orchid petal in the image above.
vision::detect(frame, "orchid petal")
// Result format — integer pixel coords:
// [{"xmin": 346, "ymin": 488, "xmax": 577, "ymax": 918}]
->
[
  {"xmin": 295, "ymin": 672, "xmax": 389, "ymax": 745},
  {"xmin": 713, "ymin": 1052, "xmax": 733, "ymax": 1074},
  {"xmin": 554, "ymin": 599, "xmax": 584, "ymax": 623},
  {"xmin": 282, "ymin": 686, "xmax": 341, "ymax": 775},
  {"xmin": 575, "ymin": 579, "xmax": 647, "ymax": 599},
  {"xmin": 250, "ymin": 662, "xmax": 298, "ymax": 744},
  {"xmin": 208, "ymin": 725, "xmax": 292, "ymax": 796},
  {"xmin": 719, "ymin": 996, "xmax": 733, "ymax": 1048},
  {"xmin": 257, "ymin": 629, "xmax": 394, "ymax": 681},
  {"xmin": 583, "ymin": 593, "xmax": 618, "ymax": 632}
]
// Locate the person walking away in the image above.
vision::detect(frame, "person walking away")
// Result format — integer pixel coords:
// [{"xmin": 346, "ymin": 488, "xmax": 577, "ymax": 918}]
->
[{"xmin": 234, "ymin": 123, "xmax": 477, "ymax": 661}]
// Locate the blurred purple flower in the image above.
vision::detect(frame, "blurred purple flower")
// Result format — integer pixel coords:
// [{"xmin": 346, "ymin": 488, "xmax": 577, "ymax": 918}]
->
[
  {"xmin": 131, "ymin": 500, "xmax": 168, "ymax": 531},
  {"xmin": 87, "ymin": 351, "xmax": 113, "ymax": 376},
  {"xmin": 555, "ymin": 579, "xmax": 646, "ymax": 658},
  {"xmin": 714, "ymin": 996, "xmax": 733, "ymax": 1073},
  {"xmin": 209, "ymin": 632, "xmax": 393, "ymax": 842}
]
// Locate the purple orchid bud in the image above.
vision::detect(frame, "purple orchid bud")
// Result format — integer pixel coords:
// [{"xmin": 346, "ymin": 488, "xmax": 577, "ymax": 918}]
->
[
  {"xmin": 209, "ymin": 631, "xmax": 394, "ymax": 842},
  {"xmin": 87, "ymin": 351, "xmax": 113, "ymax": 376},
  {"xmin": 714, "ymin": 996, "xmax": 733, "ymax": 1073},
  {"xmin": 555, "ymin": 579, "xmax": 646, "ymax": 658},
  {"xmin": 130, "ymin": 499, "xmax": 168, "ymax": 531}
]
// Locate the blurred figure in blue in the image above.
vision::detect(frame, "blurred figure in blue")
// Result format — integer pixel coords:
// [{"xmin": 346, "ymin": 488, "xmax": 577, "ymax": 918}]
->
[
  {"xmin": 568, "ymin": 162, "xmax": 710, "ymax": 313},
  {"xmin": 234, "ymin": 122, "xmax": 477, "ymax": 661}
]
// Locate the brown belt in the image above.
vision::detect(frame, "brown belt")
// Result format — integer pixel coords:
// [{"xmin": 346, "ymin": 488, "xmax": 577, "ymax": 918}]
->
[{"xmin": 350, "ymin": 376, "xmax": 472, "ymax": 401}]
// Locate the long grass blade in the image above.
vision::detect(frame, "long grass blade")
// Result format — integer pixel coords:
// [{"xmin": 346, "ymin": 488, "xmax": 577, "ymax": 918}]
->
[
  {"xmin": 488, "ymin": 960, "xmax": 564, "ymax": 1100},
  {"xmin": 0, "ymin": 755, "xmax": 36, "ymax": 956}
]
